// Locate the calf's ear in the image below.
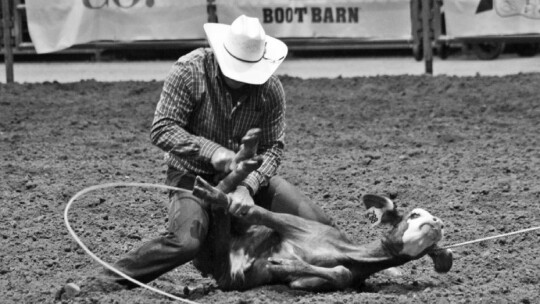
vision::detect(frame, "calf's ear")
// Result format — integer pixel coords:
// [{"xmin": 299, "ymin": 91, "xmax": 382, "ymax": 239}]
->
[
  {"xmin": 427, "ymin": 247, "xmax": 453, "ymax": 273},
  {"xmin": 362, "ymin": 194, "xmax": 402, "ymax": 227}
]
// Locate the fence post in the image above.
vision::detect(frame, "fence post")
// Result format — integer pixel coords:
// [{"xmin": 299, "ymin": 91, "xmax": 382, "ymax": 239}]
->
[
  {"xmin": 2, "ymin": 0, "xmax": 14, "ymax": 83},
  {"xmin": 421, "ymin": 0, "xmax": 433, "ymax": 75},
  {"xmin": 207, "ymin": 0, "xmax": 217, "ymax": 23}
]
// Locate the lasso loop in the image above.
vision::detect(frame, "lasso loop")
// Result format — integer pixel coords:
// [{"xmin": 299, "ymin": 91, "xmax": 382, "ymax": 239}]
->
[{"xmin": 64, "ymin": 182, "xmax": 200, "ymax": 304}]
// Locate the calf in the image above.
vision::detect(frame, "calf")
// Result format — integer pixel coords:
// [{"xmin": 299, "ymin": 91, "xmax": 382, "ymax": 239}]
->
[{"xmin": 191, "ymin": 153, "xmax": 453, "ymax": 291}]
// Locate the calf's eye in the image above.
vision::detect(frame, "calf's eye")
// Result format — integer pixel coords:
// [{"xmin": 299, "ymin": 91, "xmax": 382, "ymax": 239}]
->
[{"xmin": 409, "ymin": 212, "xmax": 420, "ymax": 219}]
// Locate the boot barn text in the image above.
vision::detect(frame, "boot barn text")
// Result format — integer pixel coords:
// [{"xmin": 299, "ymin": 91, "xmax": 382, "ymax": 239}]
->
[{"xmin": 262, "ymin": 7, "xmax": 359, "ymax": 23}]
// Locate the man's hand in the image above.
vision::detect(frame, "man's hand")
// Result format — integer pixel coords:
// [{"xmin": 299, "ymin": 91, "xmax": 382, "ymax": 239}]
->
[
  {"xmin": 211, "ymin": 147, "xmax": 235, "ymax": 173},
  {"xmin": 228, "ymin": 186, "xmax": 254, "ymax": 217}
]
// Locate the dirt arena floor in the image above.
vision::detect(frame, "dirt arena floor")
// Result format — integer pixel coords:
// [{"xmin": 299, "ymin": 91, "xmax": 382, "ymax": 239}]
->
[{"xmin": 1, "ymin": 74, "xmax": 539, "ymax": 303}]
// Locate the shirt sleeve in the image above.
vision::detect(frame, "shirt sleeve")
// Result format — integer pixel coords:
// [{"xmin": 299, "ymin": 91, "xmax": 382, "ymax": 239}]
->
[
  {"xmin": 240, "ymin": 76, "xmax": 286, "ymax": 195},
  {"xmin": 150, "ymin": 61, "xmax": 223, "ymax": 163}
]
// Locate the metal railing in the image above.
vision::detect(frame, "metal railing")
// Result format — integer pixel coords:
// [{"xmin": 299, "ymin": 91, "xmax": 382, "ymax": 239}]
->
[{"xmin": 1, "ymin": 0, "xmax": 14, "ymax": 82}]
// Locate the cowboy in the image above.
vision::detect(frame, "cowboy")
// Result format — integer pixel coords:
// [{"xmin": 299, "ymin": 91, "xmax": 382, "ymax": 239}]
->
[{"xmin": 59, "ymin": 15, "xmax": 332, "ymax": 298}]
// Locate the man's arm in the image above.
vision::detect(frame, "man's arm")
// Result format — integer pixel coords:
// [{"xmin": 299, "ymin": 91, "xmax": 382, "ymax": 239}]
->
[{"xmin": 150, "ymin": 62, "xmax": 223, "ymax": 163}]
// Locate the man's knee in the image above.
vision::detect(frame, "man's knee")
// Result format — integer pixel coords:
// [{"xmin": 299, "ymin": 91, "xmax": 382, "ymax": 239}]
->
[
  {"xmin": 261, "ymin": 176, "xmax": 332, "ymax": 225},
  {"xmin": 168, "ymin": 192, "xmax": 209, "ymax": 237},
  {"xmin": 163, "ymin": 231, "xmax": 202, "ymax": 258}
]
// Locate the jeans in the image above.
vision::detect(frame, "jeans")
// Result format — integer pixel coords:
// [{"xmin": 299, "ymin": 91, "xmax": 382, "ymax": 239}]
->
[{"xmin": 101, "ymin": 167, "xmax": 332, "ymax": 288}]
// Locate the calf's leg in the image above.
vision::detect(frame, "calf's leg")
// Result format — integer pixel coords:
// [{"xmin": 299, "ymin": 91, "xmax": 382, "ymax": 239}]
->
[
  {"xmin": 192, "ymin": 129, "xmax": 263, "ymax": 285},
  {"xmin": 194, "ymin": 177, "xmax": 332, "ymax": 238},
  {"xmin": 230, "ymin": 128, "xmax": 261, "ymax": 170},
  {"xmin": 267, "ymin": 258, "xmax": 353, "ymax": 290},
  {"xmin": 214, "ymin": 128, "xmax": 261, "ymax": 193}
]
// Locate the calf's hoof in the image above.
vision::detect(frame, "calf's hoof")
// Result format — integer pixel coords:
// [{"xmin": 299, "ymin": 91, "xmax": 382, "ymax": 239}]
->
[{"xmin": 429, "ymin": 248, "xmax": 453, "ymax": 273}]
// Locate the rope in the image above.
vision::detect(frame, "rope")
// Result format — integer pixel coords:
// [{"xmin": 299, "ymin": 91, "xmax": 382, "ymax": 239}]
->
[
  {"xmin": 64, "ymin": 182, "xmax": 201, "ymax": 304},
  {"xmin": 442, "ymin": 225, "xmax": 540, "ymax": 250}
]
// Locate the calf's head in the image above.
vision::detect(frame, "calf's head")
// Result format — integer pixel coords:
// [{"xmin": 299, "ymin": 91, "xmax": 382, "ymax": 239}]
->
[
  {"xmin": 392, "ymin": 208, "xmax": 444, "ymax": 256},
  {"xmin": 363, "ymin": 194, "xmax": 452, "ymax": 273}
]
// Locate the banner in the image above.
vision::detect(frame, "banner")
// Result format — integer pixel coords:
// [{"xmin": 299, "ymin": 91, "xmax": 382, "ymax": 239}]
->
[
  {"xmin": 444, "ymin": 0, "xmax": 540, "ymax": 38},
  {"xmin": 25, "ymin": 0, "xmax": 208, "ymax": 53},
  {"xmin": 216, "ymin": 0, "xmax": 412, "ymax": 40}
]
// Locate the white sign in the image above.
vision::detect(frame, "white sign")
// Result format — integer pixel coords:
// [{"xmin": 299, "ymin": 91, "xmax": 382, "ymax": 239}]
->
[
  {"xmin": 216, "ymin": 0, "xmax": 412, "ymax": 40},
  {"xmin": 444, "ymin": 0, "xmax": 540, "ymax": 38},
  {"xmin": 25, "ymin": 0, "xmax": 208, "ymax": 53}
]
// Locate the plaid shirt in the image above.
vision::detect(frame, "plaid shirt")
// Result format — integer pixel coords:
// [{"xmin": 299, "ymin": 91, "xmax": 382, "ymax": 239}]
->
[{"xmin": 151, "ymin": 48, "xmax": 285, "ymax": 195}]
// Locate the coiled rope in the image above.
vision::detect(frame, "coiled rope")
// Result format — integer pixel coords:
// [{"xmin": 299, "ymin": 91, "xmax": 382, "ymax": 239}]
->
[{"xmin": 64, "ymin": 182, "xmax": 201, "ymax": 303}]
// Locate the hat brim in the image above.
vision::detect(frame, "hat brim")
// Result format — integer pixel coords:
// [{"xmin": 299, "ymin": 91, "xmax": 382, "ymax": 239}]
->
[{"xmin": 204, "ymin": 23, "xmax": 288, "ymax": 85}]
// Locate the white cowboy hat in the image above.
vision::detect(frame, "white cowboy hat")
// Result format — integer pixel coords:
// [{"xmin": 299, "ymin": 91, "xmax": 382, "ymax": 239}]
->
[{"xmin": 204, "ymin": 15, "xmax": 288, "ymax": 85}]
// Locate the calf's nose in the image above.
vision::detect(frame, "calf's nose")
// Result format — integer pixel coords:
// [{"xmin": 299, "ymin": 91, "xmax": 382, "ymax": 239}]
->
[{"xmin": 431, "ymin": 217, "xmax": 444, "ymax": 228}]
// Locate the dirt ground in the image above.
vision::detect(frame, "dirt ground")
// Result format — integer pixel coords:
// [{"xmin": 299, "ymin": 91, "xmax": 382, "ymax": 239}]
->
[{"xmin": 1, "ymin": 74, "xmax": 539, "ymax": 304}]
